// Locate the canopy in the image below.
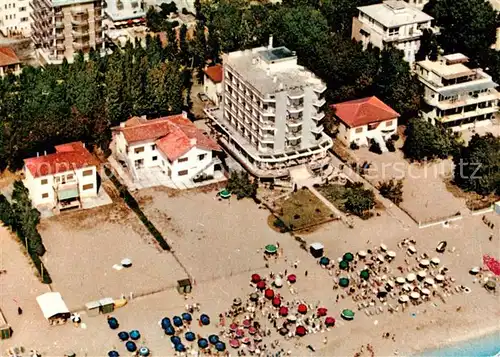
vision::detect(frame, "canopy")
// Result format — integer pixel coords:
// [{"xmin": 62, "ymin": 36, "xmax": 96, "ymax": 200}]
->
[
  {"xmin": 325, "ymin": 316, "xmax": 335, "ymax": 327},
  {"xmin": 108, "ymin": 351, "xmax": 119, "ymax": 357},
  {"xmin": 339, "ymin": 260, "xmax": 349, "ymax": 270},
  {"xmin": 175, "ymin": 343, "xmax": 185, "ymax": 352},
  {"xmin": 125, "ymin": 341, "xmax": 137, "ymax": 352},
  {"xmin": 317, "ymin": 307, "xmax": 327, "ymax": 317},
  {"xmin": 265, "ymin": 244, "xmax": 278, "ymax": 254},
  {"xmin": 209, "ymin": 335, "xmax": 219, "ymax": 344},
  {"xmin": 310, "ymin": 242, "xmax": 324, "ymax": 250},
  {"xmin": 36, "ymin": 292, "xmax": 70, "ymax": 321},
  {"xmin": 272, "ymin": 297, "xmax": 281, "ymax": 307},
  {"xmin": 200, "ymin": 314, "xmax": 210, "ymax": 325},
  {"xmin": 173, "ymin": 316, "xmax": 183, "ymax": 327},
  {"xmin": 343, "ymin": 252, "xmax": 354, "ymax": 262},
  {"xmin": 251, "ymin": 274, "xmax": 261, "ymax": 283},
  {"xmin": 298, "ymin": 304, "xmax": 307, "ymax": 314},
  {"xmin": 279, "ymin": 306, "xmax": 289, "ymax": 316},
  {"xmin": 360, "ymin": 270, "xmax": 370, "ymax": 280},
  {"xmin": 161, "ymin": 317, "xmax": 171, "ymax": 329},
  {"xmin": 171, "ymin": 336, "xmax": 181, "ymax": 345},
  {"xmin": 287, "ymin": 274, "xmax": 297, "ymax": 283},
  {"xmin": 198, "ymin": 338, "xmax": 209, "ymax": 349},
  {"xmin": 185, "ymin": 331, "xmax": 196, "ymax": 341},
  {"xmin": 320, "ymin": 257, "xmax": 330, "ymax": 265},
  {"xmin": 295, "ymin": 325, "xmax": 306, "ymax": 336},
  {"xmin": 165, "ymin": 325, "xmax": 175, "ymax": 335},
  {"xmin": 130, "ymin": 330, "xmax": 141, "ymax": 340},
  {"xmin": 219, "ymin": 189, "xmax": 231, "ymax": 198},
  {"xmin": 118, "ymin": 331, "xmax": 129, "ymax": 341},
  {"xmin": 339, "ymin": 277, "xmax": 349, "ymax": 287},
  {"xmin": 265, "ymin": 288, "xmax": 274, "ymax": 299},
  {"xmin": 256, "ymin": 281, "xmax": 266, "ymax": 290},
  {"xmin": 138, "ymin": 347, "xmax": 150, "ymax": 357},
  {"xmin": 341, "ymin": 309, "xmax": 355, "ymax": 320},
  {"xmin": 215, "ymin": 342, "xmax": 226, "ymax": 352}
]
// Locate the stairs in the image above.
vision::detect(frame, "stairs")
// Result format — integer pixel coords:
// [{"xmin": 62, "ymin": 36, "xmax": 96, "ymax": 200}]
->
[{"xmin": 192, "ymin": 157, "xmax": 221, "ymax": 178}]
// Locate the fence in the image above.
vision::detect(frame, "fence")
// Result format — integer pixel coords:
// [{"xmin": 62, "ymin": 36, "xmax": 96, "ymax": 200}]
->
[{"xmin": 418, "ymin": 212, "xmax": 463, "ymax": 229}]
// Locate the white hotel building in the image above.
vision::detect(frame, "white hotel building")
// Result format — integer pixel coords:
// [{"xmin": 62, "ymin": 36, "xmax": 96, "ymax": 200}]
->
[
  {"xmin": 205, "ymin": 40, "xmax": 332, "ymax": 179},
  {"xmin": 352, "ymin": 0, "xmax": 433, "ymax": 63},
  {"xmin": 416, "ymin": 53, "xmax": 499, "ymax": 130}
]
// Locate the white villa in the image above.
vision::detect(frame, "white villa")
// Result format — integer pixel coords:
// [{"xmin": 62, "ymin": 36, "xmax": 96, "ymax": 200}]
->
[
  {"xmin": 112, "ymin": 114, "xmax": 223, "ymax": 186},
  {"xmin": 416, "ymin": 53, "xmax": 499, "ymax": 130},
  {"xmin": 331, "ymin": 96, "xmax": 400, "ymax": 151},
  {"xmin": 352, "ymin": 0, "xmax": 433, "ymax": 63},
  {"xmin": 203, "ymin": 64, "xmax": 223, "ymax": 106},
  {"xmin": 23, "ymin": 142, "xmax": 98, "ymax": 212}
]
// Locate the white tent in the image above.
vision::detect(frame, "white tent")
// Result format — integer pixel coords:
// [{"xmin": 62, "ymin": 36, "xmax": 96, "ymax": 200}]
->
[{"xmin": 36, "ymin": 292, "xmax": 70, "ymax": 321}]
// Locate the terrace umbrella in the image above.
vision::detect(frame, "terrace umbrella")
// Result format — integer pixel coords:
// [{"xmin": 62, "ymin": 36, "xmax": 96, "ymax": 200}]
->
[
  {"xmin": 317, "ymin": 307, "xmax": 327, "ymax": 317},
  {"xmin": 200, "ymin": 314, "xmax": 210, "ymax": 325},
  {"xmin": 229, "ymin": 339, "xmax": 241, "ymax": 348},
  {"xmin": 171, "ymin": 336, "xmax": 182, "ymax": 345},
  {"xmin": 295, "ymin": 326, "xmax": 307, "ymax": 337},
  {"xmin": 339, "ymin": 260, "xmax": 349, "ymax": 270},
  {"xmin": 209, "ymin": 335, "xmax": 219, "ymax": 344},
  {"xmin": 250, "ymin": 292, "xmax": 259, "ymax": 301},
  {"xmin": 325, "ymin": 317, "xmax": 335, "ymax": 327},
  {"xmin": 287, "ymin": 274, "xmax": 297, "ymax": 283},
  {"xmin": 161, "ymin": 317, "xmax": 172, "ymax": 329},
  {"xmin": 339, "ymin": 277, "xmax": 350, "ymax": 287},
  {"xmin": 341, "ymin": 309, "xmax": 355, "ymax": 320},
  {"xmin": 173, "ymin": 316, "xmax": 183, "ymax": 327},
  {"xmin": 215, "ymin": 342, "xmax": 226, "ymax": 352},
  {"xmin": 242, "ymin": 319, "xmax": 251, "ymax": 328},
  {"xmin": 358, "ymin": 250, "xmax": 367, "ymax": 259},
  {"xmin": 360, "ymin": 270, "xmax": 370, "ymax": 280},
  {"xmin": 320, "ymin": 257, "xmax": 330, "ymax": 266},
  {"xmin": 287, "ymin": 315, "xmax": 297, "ymax": 323},
  {"xmin": 108, "ymin": 351, "xmax": 119, "ymax": 357},
  {"xmin": 229, "ymin": 323, "xmax": 238, "ymax": 331},
  {"xmin": 253, "ymin": 335, "xmax": 262, "ymax": 342},
  {"xmin": 107, "ymin": 317, "xmax": 119, "ymax": 329},
  {"xmin": 235, "ymin": 329, "xmax": 245, "ymax": 338},
  {"xmin": 274, "ymin": 277, "xmax": 283, "ymax": 288},
  {"xmin": 138, "ymin": 347, "xmax": 150, "ymax": 357},
  {"xmin": 219, "ymin": 189, "xmax": 231, "ymax": 199},
  {"xmin": 265, "ymin": 244, "xmax": 278, "ymax": 254},
  {"xmin": 279, "ymin": 306, "xmax": 289, "ymax": 317},
  {"xmin": 251, "ymin": 274, "xmax": 261, "ymax": 283},
  {"xmin": 343, "ymin": 252, "xmax": 354, "ymax": 262},
  {"xmin": 233, "ymin": 298, "xmax": 242, "ymax": 306},
  {"xmin": 175, "ymin": 344, "xmax": 185, "ymax": 352},
  {"xmin": 118, "ymin": 331, "xmax": 129, "ymax": 341},
  {"xmin": 164, "ymin": 326, "xmax": 175, "ymax": 336},
  {"xmin": 185, "ymin": 332, "xmax": 196, "ymax": 342},
  {"xmin": 279, "ymin": 327, "xmax": 289, "ymax": 336},
  {"xmin": 248, "ymin": 327, "xmax": 257, "ymax": 335},
  {"xmin": 272, "ymin": 297, "xmax": 281, "ymax": 307},
  {"xmin": 298, "ymin": 304, "xmax": 308, "ymax": 314},
  {"xmin": 182, "ymin": 313, "xmax": 192, "ymax": 322},
  {"xmin": 125, "ymin": 341, "xmax": 137, "ymax": 352},
  {"xmin": 265, "ymin": 288, "xmax": 275, "ymax": 299},
  {"xmin": 130, "ymin": 330, "xmax": 141, "ymax": 340},
  {"xmin": 198, "ymin": 338, "xmax": 209, "ymax": 349},
  {"xmin": 242, "ymin": 337, "xmax": 250, "ymax": 345},
  {"xmin": 256, "ymin": 281, "xmax": 266, "ymax": 290}
]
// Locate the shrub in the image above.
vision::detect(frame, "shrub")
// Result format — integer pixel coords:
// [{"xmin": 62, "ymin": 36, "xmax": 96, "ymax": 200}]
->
[
  {"xmin": 273, "ymin": 218, "xmax": 288, "ymax": 233},
  {"xmin": 377, "ymin": 179, "xmax": 404, "ymax": 204},
  {"xmin": 350, "ymin": 141, "xmax": 359, "ymax": 150},
  {"xmin": 386, "ymin": 139, "xmax": 396, "ymax": 152},
  {"xmin": 342, "ymin": 182, "xmax": 376, "ymax": 217},
  {"xmin": 227, "ymin": 171, "xmax": 258, "ymax": 199},
  {"xmin": 369, "ymin": 140, "xmax": 382, "ymax": 154}
]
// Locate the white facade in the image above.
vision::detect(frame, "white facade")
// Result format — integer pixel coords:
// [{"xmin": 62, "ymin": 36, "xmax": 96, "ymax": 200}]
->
[
  {"xmin": 204, "ymin": 75, "xmax": 222, "ymax": 106},
  {"xmin": 105, "ymin": 0, "xmax": 145, "ymax": 22},
  {"xmin": 416, "ymin": 53, "xmax": 500, "ymax": 130},
  {"xmin": 402, "ymin": 0, "xmax": 429, "ymax": 10},
  {"xmin": 352, "ymin": 0, "xmax": 433, "ymax": 63},
  {"xmin": 337, "ymin": 118, "xmax": 397, "ymax": 148},
  {"xmin": 0, "ymin": 0, "xmax": 30, "ymax": 37}
]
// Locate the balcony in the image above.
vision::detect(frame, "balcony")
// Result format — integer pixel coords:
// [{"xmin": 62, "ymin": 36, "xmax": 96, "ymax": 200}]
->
[
  {"xmin": 96, "ymin": 37, "xmax": 104, "ymax": 45},
  {"xmin": 312, "ymin": 112, "xmax": 325, "ymax": 121},
  {"xmin": 313, "ymin": 98, "xmax": 326, "ymax": 107},
  {"xmin": 55, "ymin": 11, "xmax": 64, "ymax": 19},
  {"xmin": 286, "ymin": 118, "xmax": 302, "ymax": 127},
  {"xmin": 260, "ymin": 134, "xmax": 274, "ymax": 143},
  {"xmin": 55, "ymin": 32, "xmax": 64, "ymax": 39},
  {"xmin": 311, "ymin": 125, "xmax": 324, "ymax": 134},
  {"xmin": 55, "ymin": 21, "xmax": 64, "ymax": 29},
  {"xmin": 288, "ymin": 92, "xmax": 304, "ymax": 99},
  {"xmin": 72, "ymin": 30, "xmax": 89, "ymax": 38},
  {"xmin": 261, "ymin": 109, "xmax": 275, "ymax": 117},
  {"xmin": 71, "ymin": 16, "xmax": 88, "ymax": 26},
  {"xmin": 73, "ymin": 41, "xmax": 90, "ymax": 50},
  {"xmin": 55, "ymin": 43, "xmax": 65, "ymax": 50},
  {"xmin": 313, "ymin": 84, "xmax": 327, "ymax": 94},
  {"xmin": 286, "ymin": 131, "xmax": 302, "ymax": 140},
  {"xmin": 71, "ymin": 8, "xmax": 87, "ymax": 16}
]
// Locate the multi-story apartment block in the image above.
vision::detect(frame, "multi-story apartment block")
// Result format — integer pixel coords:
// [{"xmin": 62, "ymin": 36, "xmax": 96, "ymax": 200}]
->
[
  {"xmin": 104, "ymin": 0, "xmax": 145, "ymax": 25},
  {"xmin": 402, "ymin": 0, "xmax": 429, "ymax": 10},
  {"xmin": 352, "ymin": 0, "xmax": 433, "ymax": 63},
  {"xmin": 31, "ymin": 0, "xmax": 104, "ymax": 64},
  {"xmin": 205, "ymin": 39, "xmax": 332, "ymax": 179},
  {"xmin": 0, "ymin": 0, "xmax": 30, "ymax": 37},
  {"xmin": 23, "ymin": 141, "xmax": 98, "ymax": 212},
  {"xmin": 416, "ymin": 53, "xmax": 499, "ymax": 130}
]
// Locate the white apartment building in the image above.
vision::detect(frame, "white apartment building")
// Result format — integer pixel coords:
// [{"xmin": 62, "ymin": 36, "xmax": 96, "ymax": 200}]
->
[
  {"xmin": 23, "ymin": 142, "xmax": 98, "ymax": 212},
  {"xmin": 416, "ymin": 53, "xmax": 499, "ymax": 130},
  {"xmin": 104, "ymin": 0, "xmax": 145, "ymax": 24},
  {"xmin": 0, "ymin": 0, "xmax": 30, "ymax": 37},
  {"xmin": 204, "ymin": 40, "xmax": 332, "ymax": 179},
  {"xmin": 402, "ymin": 0, "xmax": 429, "ymax": 10},
  {"xmin": 352, "ymin": 0, "xmax": 433, "ymax": 63},
  {"xmin": 112, "ymin": 114, "xmax": 223, "ymax": 185},
  {"xmin": 203, "ymin": 64, "xmax": 223, "ymax": 106}
]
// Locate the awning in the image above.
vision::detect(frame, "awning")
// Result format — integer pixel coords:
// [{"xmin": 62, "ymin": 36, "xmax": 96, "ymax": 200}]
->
[
  {"xmin": 36, "ymin": 292, "xmax": 70, "ymax": 320},
  {"xmin": 57, "ymin": 187, "xmax": 79, "ymax": 201}
]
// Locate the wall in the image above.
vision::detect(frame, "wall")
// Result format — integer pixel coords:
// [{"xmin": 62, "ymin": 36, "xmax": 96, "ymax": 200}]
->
[
  {"xmin": 75, "ymin": 166, "xmax": 98, "ymax": 198},
  {"xmin": 0, "ymin": 0, "xmax": 30, "ymax": 37},
  {"xmin": 24, "ymin": 168, "xmax": 56, "ymax": 207},
  {"xmin": 337, "ymin": 118, "xmax": 397, "ymax": 146},
  {"xmin": 204, "ymin": 76, "xmax": 222, "ymax": 106},
  {"xmin": 163, "ymin": 147, "xmax": 214, "ymax": 181}
]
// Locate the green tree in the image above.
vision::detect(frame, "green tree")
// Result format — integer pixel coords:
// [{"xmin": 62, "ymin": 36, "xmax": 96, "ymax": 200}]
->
[
  {"xmin": 415, "ymin": 29, "xmax": 439, "ymax": 62},
  {"xmin": 377, "ymin": 179, "xmax": 404, "ymax": 204},
  {"xmin": 453, "ymin": 133, "xmax": 500, "ymax": 195},
  {"xmin": 105, "ymin": 53, "xmax": 126, "ymax": 125},
  {"xmin": 179, "ymin": 24, "xmax": 190, "ymax": 65},
  {"xmin": 342, "ymin": 182, "xmax": 375, "ymax": 217},
  {"xmin": 227, "ymin": 171, "xmax": 258, "ymax": 199},
  {"xmin": 321, "ymin": 0, "xmax": 378, "ymax": 35}
]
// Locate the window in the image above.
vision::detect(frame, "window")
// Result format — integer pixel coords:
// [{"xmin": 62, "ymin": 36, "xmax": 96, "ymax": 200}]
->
[
  {"xmin": 19, "ymin": 6, "xmax": 26, "ymax": 11},
  {"xmin": 41, "ymin": 178, "xmax": 48, "ymax": 185},
  {"xmin": 151, "ymin": 144, "xmax": 156, "ymax": 150},
  {"xmin": 134, "ymin": 146, "xmax": 144, "ymax": 154},
  {"xmin": 178, "ymin": 170, "xmax": 188, "ymax": 176},
  {"xmin": 198, "ymin": 154, "xmax": 206, "ymax": 161},
  {"xmin": 54, "ymin": 176, "xmax": 60, "ymax": 183},
  {"xmin": 20, "ymin": 17, "xmax": 28, "ymax": 22},
  {"xmin": 388, "ymin": 27, "xmax": 398, "ymax": 36},
  {"xmin": 82, "ymin": 183, "xmax": 94, "ymax": 190},
  {"xmin": 66, "ymin": 174, "xmax": 74, "ymax": 180},
  {"xmin": 178, "ymin": 157, "xmax": 188, "ymax": 163},
  {"xmin": 385, "ymin": 120, "xmax": 393, "ymax": 127},
  {"xmin": 82, "ymin": 169, "xmax": 93, "ymax": 176},
  {"xmin": 355, "ymin": 127, "xmax": 363, "ymax": 133},
  {"xmin": 42, "ymin": 193, "xmax": 49, "ymax": 198},
  {"xmin": 152, "ymin": 156, "xmax": 158, "ymax": 161}
]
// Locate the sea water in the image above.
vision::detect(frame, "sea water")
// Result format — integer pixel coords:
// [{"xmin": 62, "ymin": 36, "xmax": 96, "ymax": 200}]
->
[{"xmin": 419, "ymin": 331, "xmax": 500, "ymax": 357}]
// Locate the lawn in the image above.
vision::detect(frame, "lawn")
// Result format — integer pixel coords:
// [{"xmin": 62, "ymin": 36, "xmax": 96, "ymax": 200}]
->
[{"xmin": 275, "ymin": 187, "xmax": 336, "ymax": 231}]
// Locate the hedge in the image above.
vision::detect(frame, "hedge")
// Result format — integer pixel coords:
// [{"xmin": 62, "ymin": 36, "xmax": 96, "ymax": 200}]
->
[{"xmin": 104, "ymin": 167, "xmax": 171, "ymax": 251}]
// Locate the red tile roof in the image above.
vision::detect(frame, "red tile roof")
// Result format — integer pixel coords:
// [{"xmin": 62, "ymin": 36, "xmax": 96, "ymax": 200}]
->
[
  {"xmin": 331, "ymin": 96, "xmax": 400, "ymax": 128},
  {"xmin": 115, "ymin": 114, "xmax": 221, "ymax": 162},
  {"xmin": 203, "ymin": 64, "xmax": 223, "ymax": 83},
  {"xmin": 24, "ymin": 142, "xmax": 97, "ymax": 178},
  {"xmin": 0, "ymin": 47, "xmax": 20, "ymax": 67}
]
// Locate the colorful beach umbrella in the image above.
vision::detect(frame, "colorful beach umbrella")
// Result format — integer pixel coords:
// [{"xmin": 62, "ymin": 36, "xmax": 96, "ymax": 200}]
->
[
  {"xmin": 173, "ymin": 316, "xmax": 183, "ymax": 327},
  {"xmin": 117, "ymin": 331, "xmax": 129, "ymax": 341},
  {"xmin": 256, "ymin": 281, "xmax": 266, "ymax": 290},
  {"xmin": 272, "ymin": 297, "xmax": 281, "ymax": 307},
  {"xmin": 200, "ymin": 314, "xmax": 210, "ymax": 325},
  {"xmin": 164, "ymin": 325, "xmax": 175, "ymax": 336},
  {"xmin": 251, "ymin": 274, "xmax": 261, "ymax": 283},
  {"xmin": 339, "ymin": 260, "xmax": 349, "ymax": 270},
  {"xmin": 209, "ymin": 334, "xmax": 219, "ymax": 344},
  {"xmin": 185, "ymin": 332, "xmax": 196, "ymax": 341},
  {"xmin": 215, "ymin": 341, "xmax": 226, "ymax": 352},
  {"xmin": 182, "ymin": 312, "xmax": 192, "ymax": 322},
  {"xmin": 320, "ymin": 256, "xmax": 330, "ymax": 266},
  {"xmin": 107, "ymin": 317, "xmax": 119, "ymax": 329},
  {"xmin": 175, "ymin": 344, "xmax": 185, "ymax": 352},
  {"xmin": 298, "ymin": 304, "xmax": 308, "ymax": 314},
  {"xmin": 138, "ymin": 347, "xmax": 150, "ymax": 357},
  {"xmin": 108, "ymin": 351, "xmax": 119, "ymax": 357},
  {"xmin": 161, "ymin": 317, "xmax": 171, "ymax": 329},
  {"xmin": 229, "ymin": 339, "xmax": 240, "ymax": 348},
  {"xmin": 317, "ymin": 307, "xmax": 327, "ymax": 317},
  {"xmin": 325, "ymin": 316, "xmax": 335, "ymax": 327},
  {"xmin": 360, "ymin": 269, "xmax": 370, "ymax": 280},
  {"xmin": 265, "ymin": 288, "xmax": 274, "ymax": 299},
  {"xmin": 219, "ymin": 189, "xmax": 231, "ymax": 199},
  {"xmin": 229, "ymin": 323, "xmax": 238, "ymax": 331},
  {"xmin": 343, "ymin": 252, "xmax": 354, "ymax": 262},
  {"xmin": 287, "ymin": 274, "xmax": 297, "ymax": 283},
  {"xmin": 129, "ymin": 330, "xmax": 141, "ymax": 340},
  {"xmin": 170, "ymin": 336, "xmax": 181, "ymax": 345},
  {"xmin": 341, "ymin": 309, "xmax": 355, "ymax": 320},
  {"xmin": 248, "ymin": 326, "xmax": 257, "ymax": 335},
  {"xmin": 265, "ymin": 244, "xmax": 278, "ymax": 254},
  {"xmin": 235, "ymin": 329, "xmax": 245, "ymax": 338},
  {"xmin": 295, "ymin": 326, "xmax": 306, "ymax": 336},
  {"xmin": 242, "ymin": 319, "xmax": 251, "ymax": 328},
  {"xmin": 279, "ymin": 306, "xmax": 289, "ymax": 317},
  {"xmin": 198, "ymin": 338, "xmax": 209, "ymax": 349},
  {"xmin": 339, "ymin": 277, "xmax": 350, "ymax": 287},
  {"xmin": 125, "ymin": 341, "xmax": 137, "ymax": 352}
]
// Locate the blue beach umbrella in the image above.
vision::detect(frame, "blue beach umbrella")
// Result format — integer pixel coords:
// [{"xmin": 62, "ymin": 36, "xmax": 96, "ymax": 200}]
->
[
  {"xmin": 208, "ymin": 334, "xmax": 219, "ymax": 344},
  {"xmin": 198, "ymin": 338, "xmax": 209, "ymax": 349},
  {"xmin": 170, "ymin": 336, "xmax": 182, "ymax": 345},
  {"xmin": 164, "ymin": 325, "xmax": 175, "ymax": 336},
  {"xmin": 125, "ymin": 341, "xmax": 137, "ymax": 352},
  {"xmin": 108, "ymin": 351, "xmax": 119, "ymax": 357},
  {"xmin": 138, "ymin": 347, "xmax": 150, "ymax": 357},
  {"xmin": 200, "ymin": 314, "xmax": 210, "ymax": 325},
  {"xmin": 117, "ymin": 331, "xmax": 129, "ymax": 341},
  {"xmin": 161, "ymin": 317, "xmax": 172, "ymax": 329},
  {"xmin": 320, "ymin": 256, "xmax": 330, "ymax": 266},
  {"xmin": 107, "ymin": 317, "xmax": 119, "ymax": 330},
  {"xmin": 175, "ymin": 343, "xmax": 186, "ymax": 352},
  {"xmin": 215, "ymin": 341, "xmax": 226, "ymax": 352},
  {"xmin": 182, "ymin": 312, "xmax": 192, "ymax": 322},
  {"xmin": 185, "ymin": 331, "xmax": 196, "ymax": 341},
  {"xmin": 173, "ymin": 316, "xmax": 183, "ymax": 327},
  {"xmin": 130, "ymin": 330, "xmax": 141, "ymax": 340}
]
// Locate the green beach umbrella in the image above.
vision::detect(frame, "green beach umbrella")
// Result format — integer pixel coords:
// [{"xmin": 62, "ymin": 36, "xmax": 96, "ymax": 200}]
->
[
  {"xmin": 319, "ymin": 257, "xmax": 330, "ymax": 266},
  {"xmin": 341, "ymin": 309, "xmax": 355, "ymax": 320},
  {"xmin": 219, "ymin": 189, "xmax": 231, "ymax": 199},
  {"xmin": 339, "ymin": 277, "xmax": 349, "ymax": 287},
  {"xmin": 360, "ymin": 269, "xmax": 370, "ymax": 280},
  {"xmin": 343, "ymin": 252, "xmax": 354, "ymax": 262},
  {"xmin": 265, "ymin": 244, "xmax": 278, "ymax": 254},
  {"xmin": 339, "ymin": 260, "xmax": 349, "ymax": 270}
]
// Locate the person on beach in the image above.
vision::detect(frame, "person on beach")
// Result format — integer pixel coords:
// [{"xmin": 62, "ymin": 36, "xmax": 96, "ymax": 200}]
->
[{"xmin": 17, "ymin": 307, "xmax": 22, "ymax": 315}]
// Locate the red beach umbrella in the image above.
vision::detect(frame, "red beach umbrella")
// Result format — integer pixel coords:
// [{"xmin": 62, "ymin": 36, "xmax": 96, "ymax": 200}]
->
[
  {"xmin": 287, "ymin": 274, "xmax": 297, "ymax": 284},
  {"xmin": 235, "ymin": 329, "xmax": 245, "ymax": 338},
  {"xmin": 242, "ymin": 337, "xmax": 250, "ymax": 344},
  {"xmin": 229, "ymin": 323, "xmax": 238, "ymax": 331},
  {"xmin": 272, "ymin": 297, "xmax": 281, "ymax": 307},
  {"xmin": 317, "ymin": 307, "xmax": 328, "ymax": 317},
  {"xmin": 229, "ymin": 339, "xmax": 240, "ymax": 348},
  {"xmin": 242, "ymin": 319, "xmax": 251, "ymax": 328},
  {"xmin": 251, "ymin": 274, "xmax": 261, "ymax": 283},
  {"xmin": 248, "ymin": 326, "xmax": 257, "ymax": 335},
  {"xmin": 264, "ymin": 288, "xmax": 274, "ymax": 299},
  {"xmin": 256, "ymin": 281, "xmax": 266, "ymax": 290},
  {"xmin": 279, "ymin": 306, "xmax": 289, "ymax": 317},
  {"xmin": 295, "ymin": 325, "xmax": 307, "ymax": 337},
  {"xmin": 298, "ymin": 304, "xmax": 308, "ymax": 314},
  {"xmin": 483, "ymin": 255, "xmax": 500, "ymax": 276},
  {"xmin": 325, "ymin": 316, "xmax": 335, "ymax": 327}
]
